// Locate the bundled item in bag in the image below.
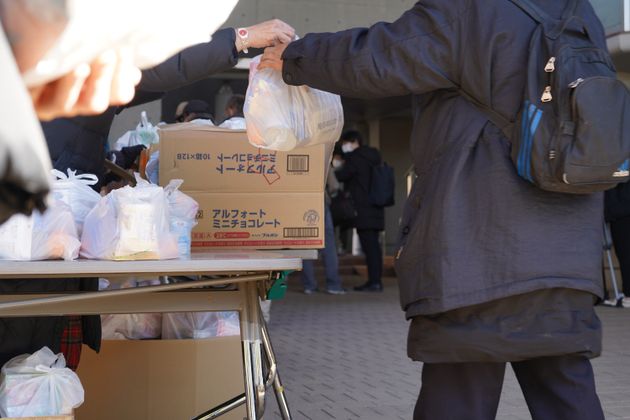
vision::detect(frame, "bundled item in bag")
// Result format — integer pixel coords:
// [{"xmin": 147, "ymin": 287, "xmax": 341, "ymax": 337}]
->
[
  {"xmin": 80, "ymin": 176, "xmax": 178, "ymax": 260},
  {"xmin": 164, "ymin": 180, "xmax": 199, "ymax": 257},
  {"xmin": 51, "ymin": 169, "xmax": 101, "ymax": 236},
  {"xmin": 0, "ymin": 347, "xmax": 84, "ymax": 418},
  {"xmin": 100, "ymin": 278, "xmax": 163, "ymax": 339},
  {"xmin": 244, "ymin": 54, "xmax": 344, "ymax": 151},
  {"xmin": 162, "ymin": 311, "xmax": 240, "ymax": 339},
  {"xmin": 114, "ymin": 111, "xmax": 159, "ymax": 150},
  {"xmin": 0, "ymin": 199, "xmax": 80, "ymax": 261}
]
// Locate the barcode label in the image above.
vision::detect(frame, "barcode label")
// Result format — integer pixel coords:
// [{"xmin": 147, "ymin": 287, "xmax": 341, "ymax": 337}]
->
[
  {"xmin": 284, "ymin": 227, "xmax": 319, "ymax": 238},
  {"xmin": 287, "ymin": 155, "xmax": 309, "ymax": 172}
]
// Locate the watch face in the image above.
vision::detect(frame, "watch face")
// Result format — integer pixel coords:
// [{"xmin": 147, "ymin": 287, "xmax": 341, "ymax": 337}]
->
[{"xmin": 238, "ymin": 28, "xmax": 248, "ymax": 38}]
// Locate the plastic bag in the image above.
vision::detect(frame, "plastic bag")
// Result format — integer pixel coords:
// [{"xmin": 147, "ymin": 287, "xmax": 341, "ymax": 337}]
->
[
  {"xmin": 162, "ymin": 312, "xmax": 240, "ymax": 339},
  {"xmin": 21, "ymin": 0, "xmax": 239, "ymax": 87},
  {"xmin": 0, "ymin": 199, "xmax": 80, "ymax": 261},
  {"xmin": 51, "ymin": 169, "xmax": 101, "ymax": 235},
  {"xmin": 101, "ymin": 313, "xmax": 162, "ymax": 340},
  {"xmin": 114, "ymin": 111, "xmax": 159, "ymax": 150},
  {"xmin": 245, "ymin": 55, "xmax": 344, "ymax": 151},
  {"xmin": 164, "ymin": 180, "xmax": 199, "ymax": 257},
  {"xmin": 145, "ymin": 150, "xmax": 160, "ymax": 184},
  {"xmin": 99, "ymin": 278, "xmax": 163, "ymax": 339},
  {"xmin": 0, "ymin": 347, "xmax": 84, "ymax": 417},
  {"xmin": 80, "ymin": 177, "xmax": 178, "ymax": 260}
]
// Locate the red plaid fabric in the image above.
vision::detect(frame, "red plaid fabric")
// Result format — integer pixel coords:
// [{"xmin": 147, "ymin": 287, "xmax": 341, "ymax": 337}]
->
[{"xmin": 60, "ymin": 316, "xmax": 83, "ymax": 371}]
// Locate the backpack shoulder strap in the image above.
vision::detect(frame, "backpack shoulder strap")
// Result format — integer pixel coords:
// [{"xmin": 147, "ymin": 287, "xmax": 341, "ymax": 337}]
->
[
  {"xmin": 458, "ymin": 89, "xmax": 514, "ymax": 138},
  {"xmin": 509, "ymin": 0, "xmax": 580, "ymax": 24},
  {"xmin": 508, "ymin": 0, "xmax": 552, "ymax": 24}
]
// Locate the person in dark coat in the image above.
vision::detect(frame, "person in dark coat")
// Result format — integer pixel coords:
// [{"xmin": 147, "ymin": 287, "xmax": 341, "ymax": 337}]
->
[
  {"xmin": 259, "ymin": 1, "xmax": 607, "ymax": 418},
  {"xmin": 0, "ymin": 20, "xmax": 295, "ymax": 368},
  {"xmin": 336, "ymin": 130, "xmax": 385, "ymax": 292},
  {"xmin": 605, "ymin": 181, "xmax": 630, "ymax": 305}
]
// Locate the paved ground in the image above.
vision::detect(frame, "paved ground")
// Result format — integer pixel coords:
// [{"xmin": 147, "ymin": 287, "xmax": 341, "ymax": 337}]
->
[{"xmin": 264, "ymin": 275, "xmax": 630, "ymax": 420}]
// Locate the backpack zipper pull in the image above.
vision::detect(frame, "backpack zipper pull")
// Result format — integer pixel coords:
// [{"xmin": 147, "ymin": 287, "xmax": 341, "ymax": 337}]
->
[
  {"xmin": 541, "ymin": 86, "xmax": 553, "ymax": 103},
  {"xmin": 544, "ymin": 57, "xmax": 556, "ymax": 73},
  {"xmin": 568, "ymin": 78, "xmax": 585, "ymax": 88}
]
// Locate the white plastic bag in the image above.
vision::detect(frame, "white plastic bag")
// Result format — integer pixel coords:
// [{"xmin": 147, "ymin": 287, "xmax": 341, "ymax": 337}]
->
[
  {"xmin": 21, "ymin": 0, "xmax": 239, "ymax": 87},
  {"xmin": 114, "ymin": 111, "xmax": 159, "ymax": 150},
  {"xmin": 162, "ymin": 312, "xmax": 240, "ymax": 339},
  {"xmin": 0, "ymin": 347, "xmax": 84, "ymax": 417},
  {"xmin": 51, "ymin": 169, "xmax": 101, "ymax": 235},
  {"xmin": 80, "ymin": 177, "xmax": 178, "ymax": 260},
  {"xmin": 245, "ymin": 55, "xmax": 344, "ymax": 151},
  {"xmin": 164, "ymin": 180, "xmax": 199, "ymax": 257},
  {"xmin": 0, "ymin": 199, "xmax": 80, "ymax": 261},
  {"xmin": 101, "ymin": 313, "xmax": 162, "ymax": 340}
]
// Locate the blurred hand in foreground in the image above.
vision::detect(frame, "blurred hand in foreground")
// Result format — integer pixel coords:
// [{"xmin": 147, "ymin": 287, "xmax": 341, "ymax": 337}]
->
[{"xmin": 29, "ymin": 49, "xmax": 142, "ymax": 121}]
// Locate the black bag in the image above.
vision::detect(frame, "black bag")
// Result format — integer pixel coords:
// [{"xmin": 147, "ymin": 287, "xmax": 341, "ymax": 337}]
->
[
  {"xmin": 464, "ymin": 0, "xmax": 630, "ymax": 194},
  {"xmin": 330, "ymin": 191, "xmax": 357, "ymax": 226},
  {"xmin": 368, "ymin": 162, "xmax": 395, "ymax": 207}
]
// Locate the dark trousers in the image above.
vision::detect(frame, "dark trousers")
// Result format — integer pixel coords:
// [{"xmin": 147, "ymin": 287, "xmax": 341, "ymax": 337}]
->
[
  {"xmin": 357, "ymin": 229, "xmax": 383, "ymax": 285},
  {"xmin": 610, "ymin": 216, "xmax": 630, "ymax": 296},
  {"xmin": 414, "ymin": 355, "xmax": 604, "ymax": 420}
]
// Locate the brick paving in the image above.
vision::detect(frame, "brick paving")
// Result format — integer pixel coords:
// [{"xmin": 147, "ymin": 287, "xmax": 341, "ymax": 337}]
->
[{"xmin": 264, "ymin": 274, "xmax": 630, "ymax": 420}]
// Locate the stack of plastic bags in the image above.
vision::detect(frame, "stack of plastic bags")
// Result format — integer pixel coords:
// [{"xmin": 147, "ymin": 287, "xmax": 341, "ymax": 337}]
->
[
  {"xmin": 0, "ymin": 347, "xmax": 84, "ymax": 418},
  {"xmin": 244, "ymin": 54, "xmax": 344, "ymax": 151}
]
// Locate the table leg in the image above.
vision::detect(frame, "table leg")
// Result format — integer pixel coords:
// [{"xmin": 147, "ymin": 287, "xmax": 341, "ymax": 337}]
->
[
  {"xmin": 261, "ymin": 314, "xmax": 292, "ymax": 420},
  {"xmin": 240, "ymin": 282, "xmax": 266, "ymax": 419}
]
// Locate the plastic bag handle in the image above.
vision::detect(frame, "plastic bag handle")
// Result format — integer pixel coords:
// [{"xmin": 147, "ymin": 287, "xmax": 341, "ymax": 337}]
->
[{"xmin": 52, "ymin": 169, "xmax": 99, "ymax": 186}]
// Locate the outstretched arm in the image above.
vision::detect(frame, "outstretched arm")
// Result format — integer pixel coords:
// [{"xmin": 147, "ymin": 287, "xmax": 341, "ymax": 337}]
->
[{"xmin": 259, "ymin": 0, "xmax": 469, "ymax": 99}]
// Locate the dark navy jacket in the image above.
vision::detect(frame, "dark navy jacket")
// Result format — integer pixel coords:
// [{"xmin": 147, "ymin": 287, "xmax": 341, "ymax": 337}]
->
[
  {"xmin": 282, "ymin": 0, "xmax": 606, "ymax": 318},
  {"xmin": 335, "ymin": 145, "xmax": 385, "ymax": 231}
]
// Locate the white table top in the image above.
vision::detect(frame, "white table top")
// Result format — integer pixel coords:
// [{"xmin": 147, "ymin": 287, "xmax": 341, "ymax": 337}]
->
[{"xmin": 0, "ymin": 250, "xmax": 303, "ymax": 279}]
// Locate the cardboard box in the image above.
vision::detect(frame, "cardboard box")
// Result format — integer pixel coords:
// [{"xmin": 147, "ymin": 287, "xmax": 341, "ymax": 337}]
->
[
  {"xmin": 75, "ymin": 338, "xmax": 245, "ymax": 420},
  {"xmin": 191, "ymin": 192, "xmax": 324, "ymax": 249},
  {"xmin": 159, "ymin": 124, "xmax": 328, "ymax": 249},
  {"xmin": 159, "ymin": 124, "xmax": 326, "ymax": 193}
]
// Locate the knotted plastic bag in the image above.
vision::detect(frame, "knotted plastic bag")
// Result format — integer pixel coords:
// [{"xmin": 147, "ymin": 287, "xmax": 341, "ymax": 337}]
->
[
  {"xmin": 245, "ymin": 55, "xmax": 344, "ymax": 151},
  {"xmin": 0, "ymin": 347, "xmax": 84, "ymax": 417},
  {"xmin": 51, "ymin": 168, "xmax": 101, "ymax": 235}
]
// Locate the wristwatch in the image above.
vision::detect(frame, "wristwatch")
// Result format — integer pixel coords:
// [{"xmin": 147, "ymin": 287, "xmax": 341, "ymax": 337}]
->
[{"xmin": 237, "ymin": 27, "xmax": 249, "ymax": 54}]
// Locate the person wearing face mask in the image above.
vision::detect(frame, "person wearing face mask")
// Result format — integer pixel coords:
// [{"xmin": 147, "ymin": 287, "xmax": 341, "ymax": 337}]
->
[{"xmin": 335, "ymin": 130, "xmax": 385, "ymax": 292}]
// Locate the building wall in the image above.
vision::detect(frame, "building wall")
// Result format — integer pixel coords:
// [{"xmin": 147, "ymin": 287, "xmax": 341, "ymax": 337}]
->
[{"xmin": 223, "ymin": 0, "xmax": 416, "ymax": 34}]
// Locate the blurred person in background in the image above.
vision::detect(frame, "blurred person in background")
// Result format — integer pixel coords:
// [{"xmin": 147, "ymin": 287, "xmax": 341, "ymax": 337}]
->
[
  {"xmin": 301, "ymin": 169, "xmax": 346, "ymax": 295},
  {"xmin": 219, "ymin": 94, "xmax": 246, "ymax": 129},
  {"xmin": 182, "ymin": 99, "xmax": 214, "ymax": 123},
  {"xmin": 335, "ymin": 131, "xmax": 385, "ymax": 292}
]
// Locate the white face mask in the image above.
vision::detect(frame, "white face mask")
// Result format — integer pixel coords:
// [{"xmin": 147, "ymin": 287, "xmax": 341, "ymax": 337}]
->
[
  {"xmin": 341, "ymin": 143, "xmax": 356, "ymax": 154},
  {"xmin": 332, "ymin": 159, "xmax": 343, "ymax": 169}
]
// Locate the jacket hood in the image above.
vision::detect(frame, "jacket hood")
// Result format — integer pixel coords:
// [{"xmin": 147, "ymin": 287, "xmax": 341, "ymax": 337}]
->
[{"xmin": 351, "ymin": 146, "xmax": 381, "ymax": 164}]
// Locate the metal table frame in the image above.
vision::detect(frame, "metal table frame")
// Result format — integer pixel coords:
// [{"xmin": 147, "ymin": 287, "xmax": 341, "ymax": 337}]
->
[{"xmin": 0, "ymin": 251, "xmax": 305, "ymax": 420}]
